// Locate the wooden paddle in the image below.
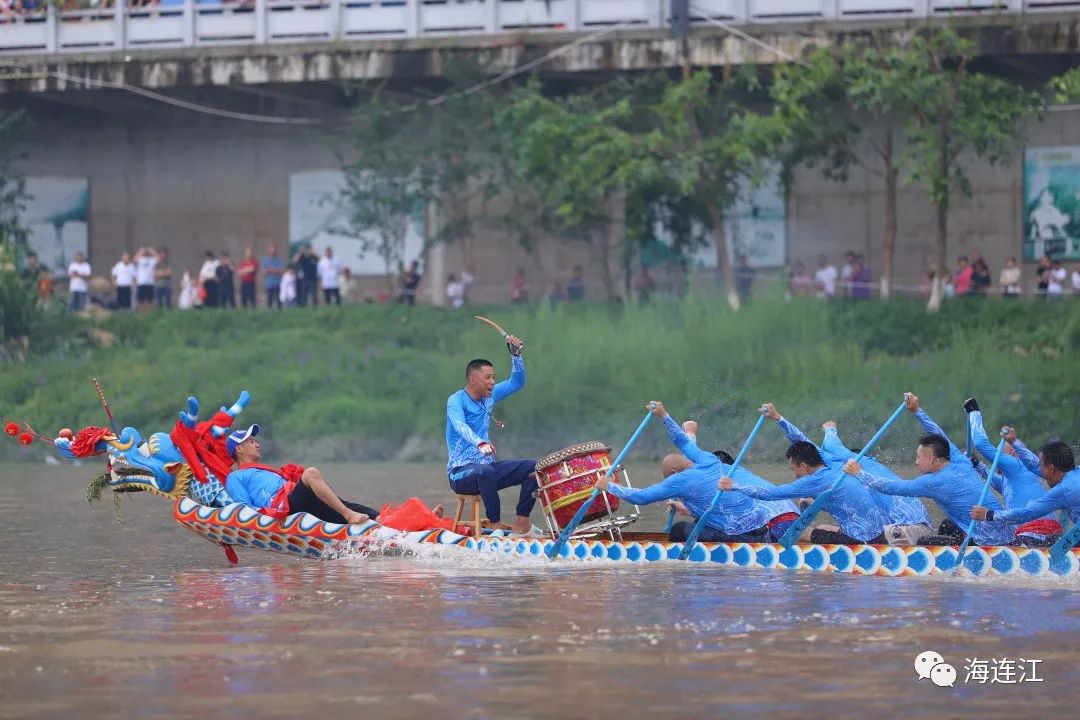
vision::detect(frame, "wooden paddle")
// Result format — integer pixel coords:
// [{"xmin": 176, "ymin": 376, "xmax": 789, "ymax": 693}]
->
[
  {"xmin": 546, "ymin": 405, "xmax": 656, "ymax": 560},
  {"xmin": 777, "ymin": 398, "xmax": 908, "ymax": 549},
  {"xmin": 955, "ymin": 428, "xmax": 1008, "ymax": 573},
  {"xmin": 678, "ymin": 408, "xmax": 768, "ymax": 560}
]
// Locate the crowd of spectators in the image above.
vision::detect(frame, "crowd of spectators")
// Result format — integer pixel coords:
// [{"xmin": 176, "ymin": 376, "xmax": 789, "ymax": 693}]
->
[{"xmin": 9, "ymin": 242, "xmax": 1080, "ymax": 314}]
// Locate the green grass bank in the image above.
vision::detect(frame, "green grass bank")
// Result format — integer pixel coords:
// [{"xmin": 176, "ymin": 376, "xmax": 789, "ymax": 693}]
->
[{"xmin": 2, "ymin": 294, "xmax": 1079, "ymax": 464}]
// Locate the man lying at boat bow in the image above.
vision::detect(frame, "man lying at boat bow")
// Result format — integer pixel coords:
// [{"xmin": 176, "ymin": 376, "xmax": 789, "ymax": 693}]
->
[
  {"xmin": 225, "ymin": 424, "xmax": 380, "ymax": 525},
  {"xmin": 594, "ymin": 402, "xmax": 788, "ymax": 543}
]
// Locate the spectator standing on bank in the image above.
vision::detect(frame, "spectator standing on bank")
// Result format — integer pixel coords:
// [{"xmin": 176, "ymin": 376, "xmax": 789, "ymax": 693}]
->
[
  {"xmin": 340, "ymin": 267, "xmax": 356, "ymax": 304},
  {"xmin": 155, "ymin": 248, "xmax": 173, "ymax": 308},
  {"xmin": 788, "ymin": 261, "xmax": 814, "ymax": 297},
  {"xmin": 548, "ymin": 281, "xmax": 566, "ymax": 307},
  {"xmin": 999, "ymin": 257, "xmax": 1021, "ymax": 297},
  {"xmin": 735, "ymin": 254, "xmax": 755, "ymax": 304},
  {"xmin": 1072, "ymin": 263, "xmax": 1080, "ymax": 296},
  {"xmin": 217, "ymin": 251, "xmax": 236, "ymax": 308},
  {"xmin": 839, "ymin": 251, "xmax": 856, "ymax": 298},
  {"xmin": 261, "ymin": 244, "xmax": 284, "ymax": 309},
  {"xmin": 199, "ymin": 251, "xmax": 220, "ymax": 308},
  {"xmin": 317, "ymin": 247, "xmax": 341, "ymax": 306},
  {"xmin": 134, "ymin": 246, "xmax": 157, "ymax": 311},
  {"xmin": 1035, "ymin": 254, "xmax": 1051, "ymax": 297},
  {"xmin": 567, "ymin": 265, "xmax": 585, "ymax": 302},
  {"xmin": 399, "ymin": 260, "xmax": 421, "ymax": 306},
  {"xmin": 851, "ymin": 255, "xmax": 872, "ymax": 300},
  {"xmin": 953, "ymin": 256, "xmax": 972, "ymax": 296},
  {"xmin": 178, "ymin": 270, "xmax": 197, "ymax": 310},
  {"xmin": 19, "ymin": 252, "xmax": 40, "ymax": 283},
  {"xmin": 970, "ymin": 251, "xmax": 991, "ymax": 295},
  {"xmin": 1048, "ymin": 259, "xmax": 1067, "ymax": 298},
  {"xmin": 237, "ymin": 247, "xmax": 259, "ymax": 309},
  {"xmin": 293, "ymin": 244, "xmax": 319, "ymax": 307},
  {"xmin": 814, "ymin": 254, "xmax": 838, "ymax": 299},
  {"xmin": 510, "ymin": 267, "xmax": 530, "ymax": 305},
  {"xmin": 446, "ymin": 273, "xmax": 467, "ymax": 308},
  {"xmin": 67, "ymin": 251, "xmax": 91, "ymax": 312},
  {"xmin": 111, "ymin": 252, "xmax": 136, "ymax": 310},
  {"xmin": 37, "ymin": 267, "xmax": 53, "ymax": 307},
  {"xmin": 280, "ymin": 265, "xmax": 298, "ymax": 308}
]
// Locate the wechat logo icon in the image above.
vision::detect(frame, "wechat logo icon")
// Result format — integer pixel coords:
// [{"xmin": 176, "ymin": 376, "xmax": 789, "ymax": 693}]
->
[{"xmin": 914, "ymin": 650, "xmax": 956, "ymax": 687}]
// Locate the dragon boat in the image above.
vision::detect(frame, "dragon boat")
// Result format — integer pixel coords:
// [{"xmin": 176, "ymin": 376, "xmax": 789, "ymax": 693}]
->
[{"xmin": 12, "ymin": 390, "xmax": 1080, "ymax": 579}]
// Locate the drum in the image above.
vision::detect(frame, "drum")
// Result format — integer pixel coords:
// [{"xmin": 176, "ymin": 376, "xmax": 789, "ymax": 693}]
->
[{"xmin": 534, "ymin": 442, "xmax": 622, "ymax": 533}]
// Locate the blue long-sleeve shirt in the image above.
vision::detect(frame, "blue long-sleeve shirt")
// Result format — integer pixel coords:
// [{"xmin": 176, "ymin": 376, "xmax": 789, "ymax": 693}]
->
[
  {"xmin": 779, "ymin": 416, "xmax": 929, "ymax": 527},
  {"xmin": 820, "ymin": 427, "xmax": 932, "ymax": 527},
  {"xmin": 990, "ymin": 469, "xmax": 1080, "ymax": 525},
  {"xmin": 606, "ymin": 414, "xmax": 773, "ymax": 534},
  {"xmin": 1011, "ymin": 437, "xmax": 1042, "ymax": 475},
  {"xmin": 446, "ymin": 355, "xmax": 525, "ymax": 472},
  {"xmin": 913, "ymin": 408, "xmax": 989, "ymax": 478},
  {"xmin": 969, "ymin": 411, "xmax": 1049, "ymax": 515},
  {"xmin": 731, "ymin": 464, "xmax": 886, "ymax": 543},
  {"xmin": 854, "ymin": 464, "xmax": 1014, "ymax": 546}
]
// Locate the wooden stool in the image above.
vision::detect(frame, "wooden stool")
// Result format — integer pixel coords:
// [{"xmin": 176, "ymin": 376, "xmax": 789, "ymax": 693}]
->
[{"xmin": 452, "ymin": 493, "xmax": 483, "ymax": 539}]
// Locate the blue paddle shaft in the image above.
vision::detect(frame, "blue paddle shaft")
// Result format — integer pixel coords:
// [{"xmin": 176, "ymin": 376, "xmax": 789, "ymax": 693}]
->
[
  {"xmin": 663, "ymin": 506, "xmax": 677, "ymax": 534},
  {"xmin": 678, "ymin": 413, "xmax": 768, "ymax": 560},
  {"xmin": 546, "ymin": 407, "xmax": 655, "ymax": 559},
  {"xmin": 778, "ymin": 400, "xmax": 908, "ymax": 549},
  {"xmin": 1051, "ymin": 523, "xmax": 1080, "ymax": 561},
  {"xmin": 955, "ymin": 433, "xmax": 1007, "ymax": 569}
]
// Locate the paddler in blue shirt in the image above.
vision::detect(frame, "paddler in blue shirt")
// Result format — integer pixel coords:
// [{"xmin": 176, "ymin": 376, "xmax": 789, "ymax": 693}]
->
[
  {"xmin": 760, "ymin": 402, "xmax": 933, "ymax": 545},
  {"xmin": 971, "ymin": 441, "xmax": 1080, "ymax": 545},
  {"xmin": 719, "ymin": 438, "xmax": 888, "ymax": 545},
  {"xmin": 596, "ymin": 402, "xmax": 780, "ymax": 542},
  {"xmin": 445, "ymin": 335, "xmax": 538, "ymax": 536},
  {"xmin": 844, "ymin": 393, "xmax": 1014, "ymax": 547},
  {"xmin": 965, "ymin": 398, "xmax": 1055, "ymax": 543}
]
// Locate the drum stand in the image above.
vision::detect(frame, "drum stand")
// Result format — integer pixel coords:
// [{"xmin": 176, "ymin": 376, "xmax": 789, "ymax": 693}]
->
[{"xmin": 535, "ymin": 465, "xmax": 640, "ymax": 543}]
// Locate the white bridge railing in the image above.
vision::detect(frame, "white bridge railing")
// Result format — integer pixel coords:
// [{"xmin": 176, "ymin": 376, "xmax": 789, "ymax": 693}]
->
[{"xmin": 0, "ymin": 0, "xmax": 1075, "ymax": 57}]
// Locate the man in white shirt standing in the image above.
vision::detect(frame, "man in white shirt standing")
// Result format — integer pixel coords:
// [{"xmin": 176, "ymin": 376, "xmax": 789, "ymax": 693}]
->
[
  {"xmin": 67, "ymin": 251, "xmax": 91, "ymax": 312},
  {"xmin": 813, "ymin": 254, "xmax": 838, "ymax": 299},
  {"xmin": 316, "ymin": 246, "xmax": 341, "ymax": 306},
  {"xmin": 133, "ymin": 246, "xmax": 158, "ymax": 312},
  {"xmin": 111, "ymin": 252, "xmax": 136, "ymax": 310}
]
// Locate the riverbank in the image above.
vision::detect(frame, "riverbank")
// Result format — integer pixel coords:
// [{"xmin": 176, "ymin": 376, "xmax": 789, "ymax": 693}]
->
[{"xmin": 2, "ymin": 293, "xmax": 1077, "ymax": 462}]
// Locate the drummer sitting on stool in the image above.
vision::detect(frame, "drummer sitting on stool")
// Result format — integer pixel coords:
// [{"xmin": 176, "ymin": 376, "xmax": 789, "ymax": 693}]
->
[
  {"xmin": 596, "ymin": 401, "xmax": 781, "ymax": 543},
  {"xmin": 445, "ymin": 336, "xmax": 538, "ymax": 536}
]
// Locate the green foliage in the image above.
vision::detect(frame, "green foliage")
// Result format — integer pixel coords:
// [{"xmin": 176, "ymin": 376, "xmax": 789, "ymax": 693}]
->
[
  {"xmin": 0, "ymin": 269, "xmax": 38, "ymax": 346},
  {"xmin": 1050, "ymin": 68, "xmax": 1080, "ymax": 104},
  {"xmin": 2, "ymin": 298, "xmax": 1077, "ymax": 463}
]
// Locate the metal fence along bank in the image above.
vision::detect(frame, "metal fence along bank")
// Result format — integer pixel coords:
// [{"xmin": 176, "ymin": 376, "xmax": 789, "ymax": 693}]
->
[{"xmin": 0, "ymin": 0, "xmax": 1078, "ymax": 57}]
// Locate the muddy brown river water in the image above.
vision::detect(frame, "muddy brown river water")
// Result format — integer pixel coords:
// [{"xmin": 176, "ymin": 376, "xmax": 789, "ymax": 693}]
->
[{"xmin": 1, "ymin": 462, "xmax": 1079, "ymax": 719}]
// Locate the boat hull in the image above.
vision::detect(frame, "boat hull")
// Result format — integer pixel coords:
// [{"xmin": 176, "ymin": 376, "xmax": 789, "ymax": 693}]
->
[{"xmin": 174, "ymin": 498, "xmax": 1080, "ymax": 577}]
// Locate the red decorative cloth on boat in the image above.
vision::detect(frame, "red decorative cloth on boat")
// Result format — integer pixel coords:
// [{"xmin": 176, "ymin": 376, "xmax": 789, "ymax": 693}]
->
[
  {"xmin": 70, "ymin": 426, "xmax": 112, "ymax": 457},
  {"xmin": 378, "ymin": 497, "xmax": 470, "ymax": 535},
  {"xmin": 1014, "ymin": 519, "xmax": 1062, "ymax": 537},
  {"xmin": 169, "ymin": 409, "xmax": 238, "ymax": 485}
]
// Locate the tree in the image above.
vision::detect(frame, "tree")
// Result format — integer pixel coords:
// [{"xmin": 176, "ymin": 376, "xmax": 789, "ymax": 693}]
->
[
  {"xmin": 1050, "ymin": 67, "xmax": 1080, "ymax": 103},
  {"xmin": 339, "ymin": 98, "xmax": 429, "ymax": 295},
  {"xmin": 897, "ymin": 29, "xmax": 1043, "ymax": 311},
  {"xmin": 497, "ymin": 80, "xmax": 637, "ymax": 301},
  {"xmin": 642, "ymin": 69, "xmax": 785, "ymax": 310},
  {"xmin": 771, "ymin": 43, "xmax": 908, "ymax": 298}
]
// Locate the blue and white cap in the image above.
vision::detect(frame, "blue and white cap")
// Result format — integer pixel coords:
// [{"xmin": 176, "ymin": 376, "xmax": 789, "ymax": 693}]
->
[{"xmin": 226, "ymin": 424, "xmax": 260, "ymax": 457}]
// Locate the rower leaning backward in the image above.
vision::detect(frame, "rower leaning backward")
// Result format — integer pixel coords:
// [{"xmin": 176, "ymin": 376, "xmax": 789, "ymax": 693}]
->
[{"xmin": 445, "ymin": 333, "xmax": 539, "ymax": 536}]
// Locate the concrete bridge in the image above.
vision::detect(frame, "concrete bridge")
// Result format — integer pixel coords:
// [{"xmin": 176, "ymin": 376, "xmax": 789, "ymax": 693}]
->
[{"xmin": 0, "ymin": 1, "xmax": 1077, "ymax": 306}]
